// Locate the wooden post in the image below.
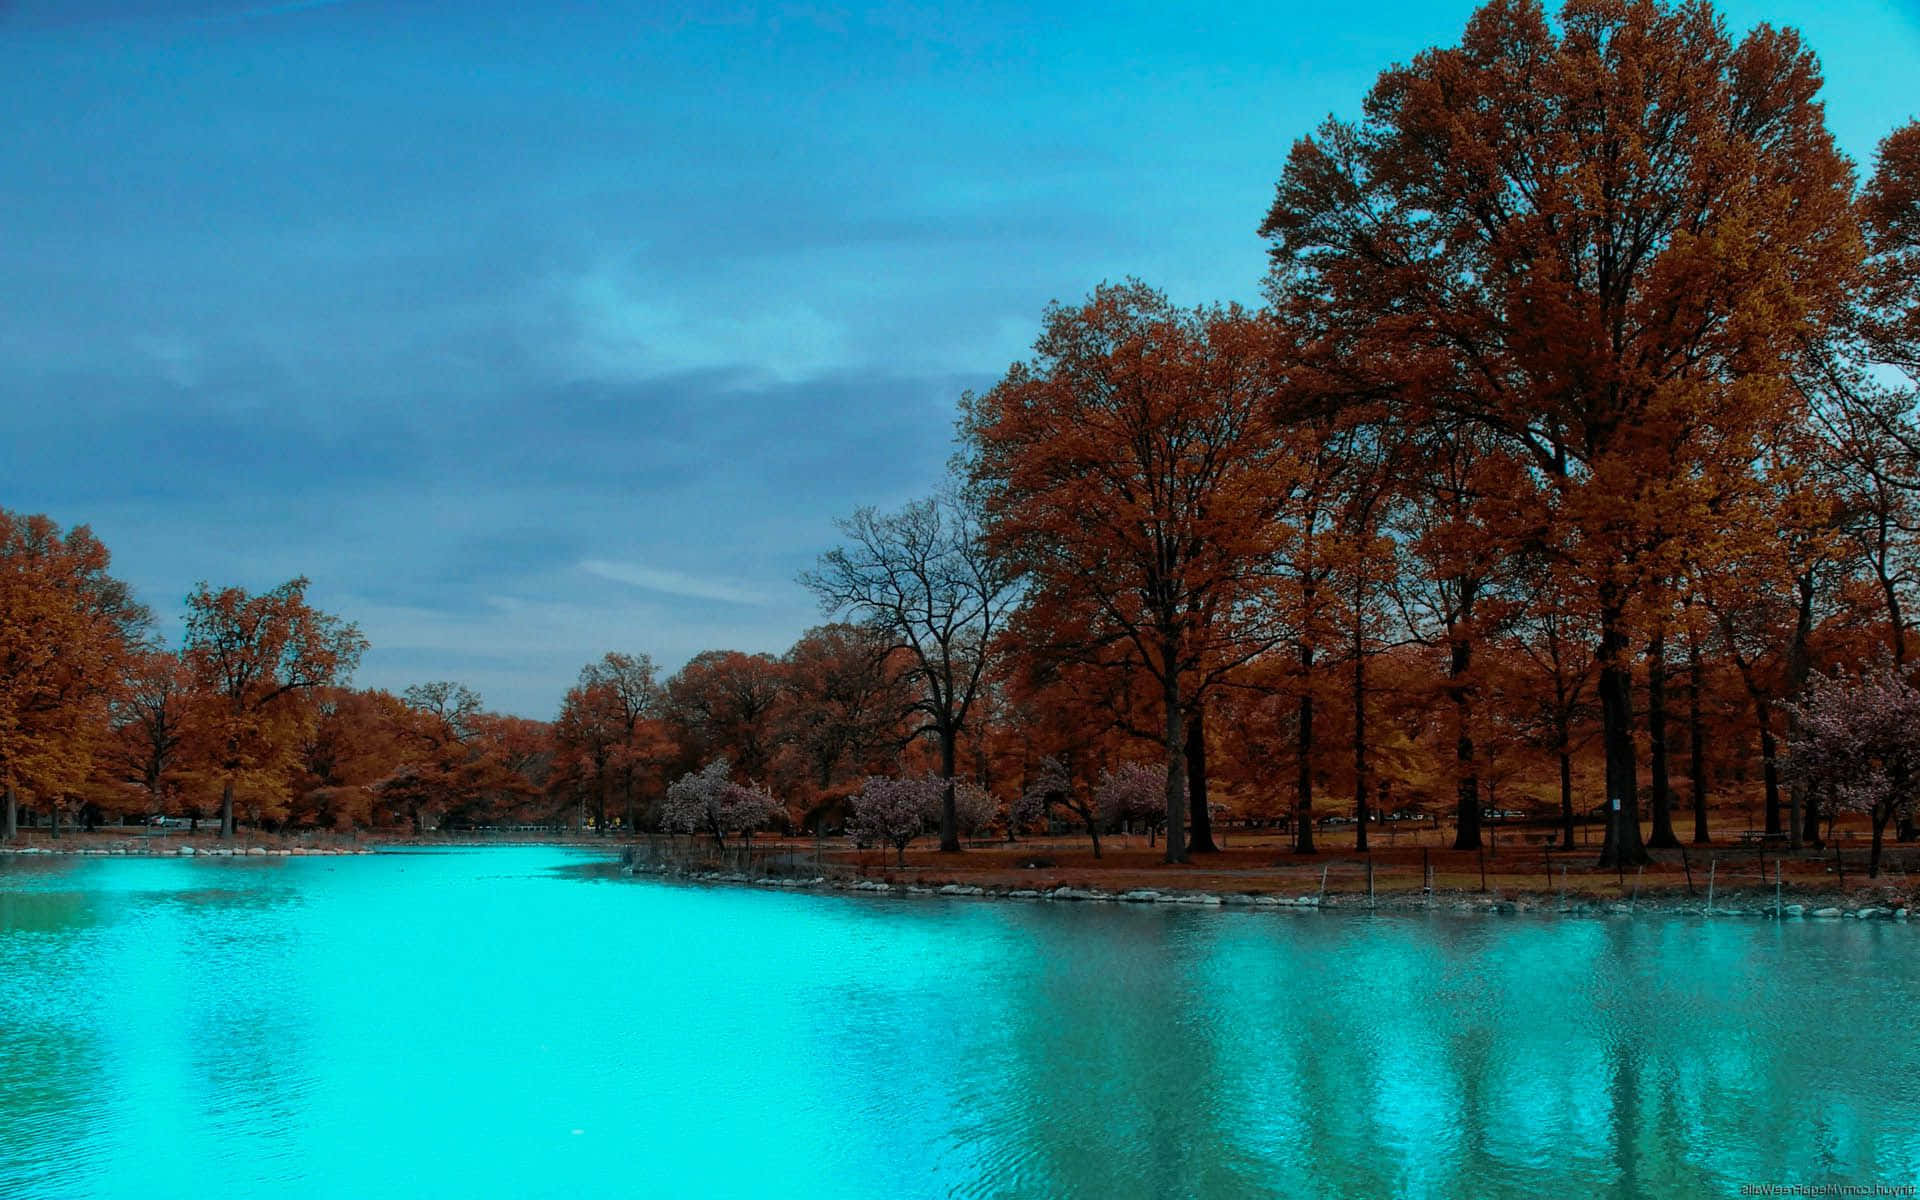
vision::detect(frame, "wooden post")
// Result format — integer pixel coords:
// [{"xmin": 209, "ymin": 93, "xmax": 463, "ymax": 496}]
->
[
  {"xmin": 1318, "ymin": 864, "xmax": 1329, "ymax": 905},
  {"xmin": 1367, "ymin": 856, "xmax": 1375, "ymax": 910},
  {"xmin": 1775, "ymin": 858, "xmax": 1783, "ymax": 919},
  {"xmin": 1707, "ymin": 858, "xmax": 1716, "ymax": 915},
  {"xmin": 1479, "ymin": 844, "xmax": 1488, "ymax": 893},
  {"xmin": 1679, "ymin": 843, "xmax": 1694, "ymax": 896},
  {"xmin": 1631, "ymin": 865, "xmax": 1643, "ymax": 912}
]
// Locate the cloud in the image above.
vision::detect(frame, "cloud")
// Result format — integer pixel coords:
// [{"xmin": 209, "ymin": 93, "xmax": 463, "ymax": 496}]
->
[
  {"xmin": 551, "ymin": 259, "xmax": 851, "ymax": 385},
  {"xmin": 579, "ymin": 559, "xmax": 771, "ymax": 606}
]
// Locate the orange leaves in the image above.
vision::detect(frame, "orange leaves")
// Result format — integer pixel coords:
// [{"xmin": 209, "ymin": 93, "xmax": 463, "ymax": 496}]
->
[{"xmin": 0, "ymin": 510, "xmax": 148, "ymax": 809}]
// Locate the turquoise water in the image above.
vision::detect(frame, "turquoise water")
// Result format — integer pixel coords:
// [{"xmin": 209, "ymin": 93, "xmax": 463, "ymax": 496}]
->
[{"xmin": 1, "ymin": 848, "xmax": 1915, "ymax": 1199}]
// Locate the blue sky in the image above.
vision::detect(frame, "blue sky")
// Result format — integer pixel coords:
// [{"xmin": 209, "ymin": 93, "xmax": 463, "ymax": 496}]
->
[{"xmin": 3, "ymin": 0, "xmax": 1917, "ymax": 717}]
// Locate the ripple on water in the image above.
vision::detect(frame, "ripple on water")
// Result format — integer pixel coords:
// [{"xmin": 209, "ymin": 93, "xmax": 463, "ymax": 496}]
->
[{"xmin": 3, "ymin": 850, "xmax": 1919, "ymax": 1199}]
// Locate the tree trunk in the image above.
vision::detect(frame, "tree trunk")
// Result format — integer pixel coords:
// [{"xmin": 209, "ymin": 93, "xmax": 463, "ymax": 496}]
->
[
  {"xmin": 1161, "ymin": 663, "xmax": 1188, "ymax": 864},
  {"xmin": 1596, "ymin": 599, "xmax": 1648, "ymax": 868},
  {"xmin": 1186, "ymin": 705, "xmax": 1217, "ymax": 853},
  {"xmin": 2, "ymin": 786, "xmax": 14, "ymax": 842},
  {"xmin": 1450, "ymin": 637, "xmax": 1480, "ymax": 851},
  {"xmin": 1688, "ymin": 628, "xmax": 1710, "ymax": 844},
  {"xmin": 938, "ymin": 726, "xmax": 960, "ymax": 853},
  {"xmin": 1787, "ymin": 571, "xmax": 1815, "ymax": 851},
  {"xmin": 1646, "ymin": 632, "xmax": 1678, "ymax": 848},
  {"xmin": 1084, "ymin": 811, "xmax": 1102, "ymax": 860},
  {"xmin": 220, "ymin": 779, "xmax": 236, "ymax": 840},
  {"xmin": 1353, "ymin": 604, "xmax": 1370, "ymax": 853},
  {"xmin": 1294, "ymin": 638, "xmax": 1315, "ymax": 855},
  {"xmin": 1558, "ymin": 737, "xmax": 1576, "ymax": 851},
  {"xmin": 1869, "ymin": 806, "xmax": 1890, "ymax": 878},
  {"xmin": 1755, "ymin": 703, "xmax": 1782, "ymax": 837}
]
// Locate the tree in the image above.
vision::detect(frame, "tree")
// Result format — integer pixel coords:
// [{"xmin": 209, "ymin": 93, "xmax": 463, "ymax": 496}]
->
[
  {"xmin": 779, "ymin": 623, "xmax": 913, "ymax": 797},
  {"xmin": 0, "ymin": 511, "xmax": 147, "ymax": 841},
  {"xmin": 804, "ymin": 491, "xmax": 1017, "ymax": 853},
  {"xmin": 1262, "ymin": 0, "xmax": 1862, "ymax": 866},
  {"xmin": 951, "ymin": 778, "xmax": 1000, "ymax": 839},
  {"xmin": 182, "ymin": 578, "xmax": 367, "ymax": 838},
  {"xmin": 660, "ymin": 758, "xmax": 779, "ymax": 850},
  {"xmin": 850, "ymin": 775, "xmax": 942, "ymax": 866},
  {"xmin": 1012, "ymin": 755, "xmax": 1105, "ymax": 858},
  {"xmin": 1391, "ymin": 422, "xmax": 1522, "ymax": 850},
  {"xmin": 554, "ymin": 654, "xmax": 667, "ymax": 833},
  {"xmin": 962, "ymin": 284, "xmax": 1288, "ymax": 862},
  {"xmin": 1095, "ymin": 762, "xmax": 1170, "ymax": 841},
  {"xmin": 665, "ymin": 650, "xmax": 785, "ymax": 785},
  {"xmin": 1783, "ymin": 663, "xmax": 1920, "ymax": 877},
  {"xmin": 106, "ymin": 649, "xmax": 201, "ymax": 822}
]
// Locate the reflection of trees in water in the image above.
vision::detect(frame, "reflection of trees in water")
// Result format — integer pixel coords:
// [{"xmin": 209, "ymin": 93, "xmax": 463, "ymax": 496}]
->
[
  {"xmin": 0, "ymin": 870, "xmax": 109, "ymax": 1193},
  {"xmin": 0, "ymin": 1021, "xmax": 106, "ymax": 1190},
  {"xmin": 972, "ymin": 904, "xmax": 1248, "ymax": 1200}
]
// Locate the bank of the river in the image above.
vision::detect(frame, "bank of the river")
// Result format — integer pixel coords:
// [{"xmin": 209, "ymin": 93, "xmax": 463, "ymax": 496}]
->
[
  {"xmin": 7, "ymin": 829, "xmax": 1914, "ymax": 921},
  {"xmin": 622, "ymin": 857, "xmax": 1917, "ymax": 922}
]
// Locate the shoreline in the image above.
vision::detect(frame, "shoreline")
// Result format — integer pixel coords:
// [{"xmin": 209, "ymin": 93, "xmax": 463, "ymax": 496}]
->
[
  {"xmin": 619, "ymin": 859, "xmax": 1915, "ymax": 922},
  {"xmin": 4, "ymin": 838, "xmax": 1911, "ymax": 922}
]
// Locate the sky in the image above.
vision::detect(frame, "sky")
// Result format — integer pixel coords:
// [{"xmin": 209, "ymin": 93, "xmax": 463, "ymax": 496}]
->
[{"xmin": 3, "ymin": 0, "xmax": 1917, "ymax": 718}]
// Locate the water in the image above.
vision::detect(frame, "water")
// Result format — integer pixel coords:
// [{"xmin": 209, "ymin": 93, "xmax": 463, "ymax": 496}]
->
[{"xmin": 1, "ymin": 848, "xmax": 1914, "ymax": 1199}]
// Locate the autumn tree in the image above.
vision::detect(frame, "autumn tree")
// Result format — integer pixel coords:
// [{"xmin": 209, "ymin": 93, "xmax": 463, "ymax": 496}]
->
[
  {"xmin": 1262, "ymin": 0, "xmax": 1862, "ymax": 866},
  {"xmin": 804, "ymin": 491, "xmax": 1017, "ymax": 853},
  {"xmin": 665, "ymin": 650, "xmax": 785, "ymax": 786},
  {"xmin": 182, "ymin": 578, "xmax": 367, "ymax": 838},
  {"xmin": 778, "ymin": 623, "xmax": 912, "ymax": 798},
  {"xmin": 1392, "ymin": 423, "xmax": 1525, "ymax": 850},
  {"xmin": 297, "ymin": 687, "xmax": 412, "ymax": 831},
  {"xmin": 105, "ymin": 649, "xmax": 201, "ymax": 823},
  {"xmin": 963, "ymin": 283, "xmax": 1289, "ymax": 862},
  {"xmin": 0, "ymin": 512, "xmax": 147, "ymax": 841}
]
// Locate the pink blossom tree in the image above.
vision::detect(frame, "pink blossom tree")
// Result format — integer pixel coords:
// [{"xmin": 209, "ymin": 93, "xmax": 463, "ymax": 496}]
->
[
  {"xmin": 952, "ymin": 779, "xmax": 1000, "ymax": 840},
  {"xmin": 1783, "ymin": 664, "xmax": 1920, "ymax": 878},
  {"xmin": 661, "ymin": 758, "xmax": 781, "ymax": 849},
  {"xmin": 1096, "ymin": 763, "xmax": 1169, "ymax": 846},
  {"xmin": 850, "ymin": 776, "xmax": 942, "ymax": 866},
  {"xmin": 1013, "ymin": 756, "xmax": 1104, "ymax": 858}
]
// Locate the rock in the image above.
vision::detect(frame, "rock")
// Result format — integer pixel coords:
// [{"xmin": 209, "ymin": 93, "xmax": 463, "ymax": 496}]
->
[
  {"xmin": 1119, "ymin": 890, "xmax": 1163, "ymax": 903},
  {"xmin": 1783, "ymin": 904, "xmax": 1805, "ymax": 918},
  {"xmin": 1220, "ymin": 893, "xmax": 1254, "ymax": 906},
  {"xmin": 937, "ymin": 883, "xmax": 984, "ymax": 896},
  {"xmin": 1006, "ymin": 889, "xmax": 1043, "ymax": 899},
  {"xmin": 1897, "ymin": 909, "xmax": 1910, "ymax": 920},
  {"xmin": 178, "ymin": 846, "xmax": 195, "ymax": 856},
  {"xmin": 853, "ymin": 880, "xmax": 891, "ymax": 891},
  {"xmin": 1051, "ymin": 886, "xmax": 1102, "ymax": 901},
  {"xmin": 1855, "ymin": 907, "xmax": 1889, "ymax": 919},
  {"xmin": 1810, "ymin": 907, "xmax": 1844, "ymax": 919}
]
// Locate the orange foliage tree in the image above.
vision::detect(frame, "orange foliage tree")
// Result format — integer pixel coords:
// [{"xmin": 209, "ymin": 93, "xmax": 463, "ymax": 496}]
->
[
  {"xmin": 963, "ymin": 283, "xmax": 1290, "ymax": 862},
  {"xmin": 1262, "ymin": 0, "xmax": 1862, "ymax": 865},
  {"xmin": 182, "ymin": 578, "xmax": 367, "ymax": 838}
]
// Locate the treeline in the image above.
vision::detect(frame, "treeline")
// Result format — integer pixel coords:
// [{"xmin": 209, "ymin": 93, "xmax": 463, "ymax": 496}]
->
[{"xmin": 5, "ymin": 1, "xmax": 1919, "ymax": 875}]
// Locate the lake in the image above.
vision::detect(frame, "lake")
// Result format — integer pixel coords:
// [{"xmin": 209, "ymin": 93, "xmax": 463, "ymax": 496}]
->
[{"xmin": 1, "ymin": 846, "xmax": 1915, "ymax": 1199}]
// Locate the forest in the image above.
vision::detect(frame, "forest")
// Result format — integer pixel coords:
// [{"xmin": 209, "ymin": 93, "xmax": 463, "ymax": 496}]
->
[{"xmin": 4, "ymin": 0, "xmax": 1919, "ymax": 879}]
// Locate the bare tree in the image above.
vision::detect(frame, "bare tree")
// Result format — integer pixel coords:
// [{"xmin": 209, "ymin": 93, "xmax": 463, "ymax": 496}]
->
[{"xmin": 802, "ymin": 490, "xmax": 1017, "ymax": 852}]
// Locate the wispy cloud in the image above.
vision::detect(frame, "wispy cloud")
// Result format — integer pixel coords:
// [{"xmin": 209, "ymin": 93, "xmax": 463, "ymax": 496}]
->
[{"xmin": 579, "ymin": 559, "xmax": 770, "ymax": 606}]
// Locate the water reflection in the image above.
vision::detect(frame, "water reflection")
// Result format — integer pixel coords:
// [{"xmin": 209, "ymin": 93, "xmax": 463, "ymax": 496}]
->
[{"xmin": 2, "ymin": 852, "xmax": 1916, "ymax": 1199}]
